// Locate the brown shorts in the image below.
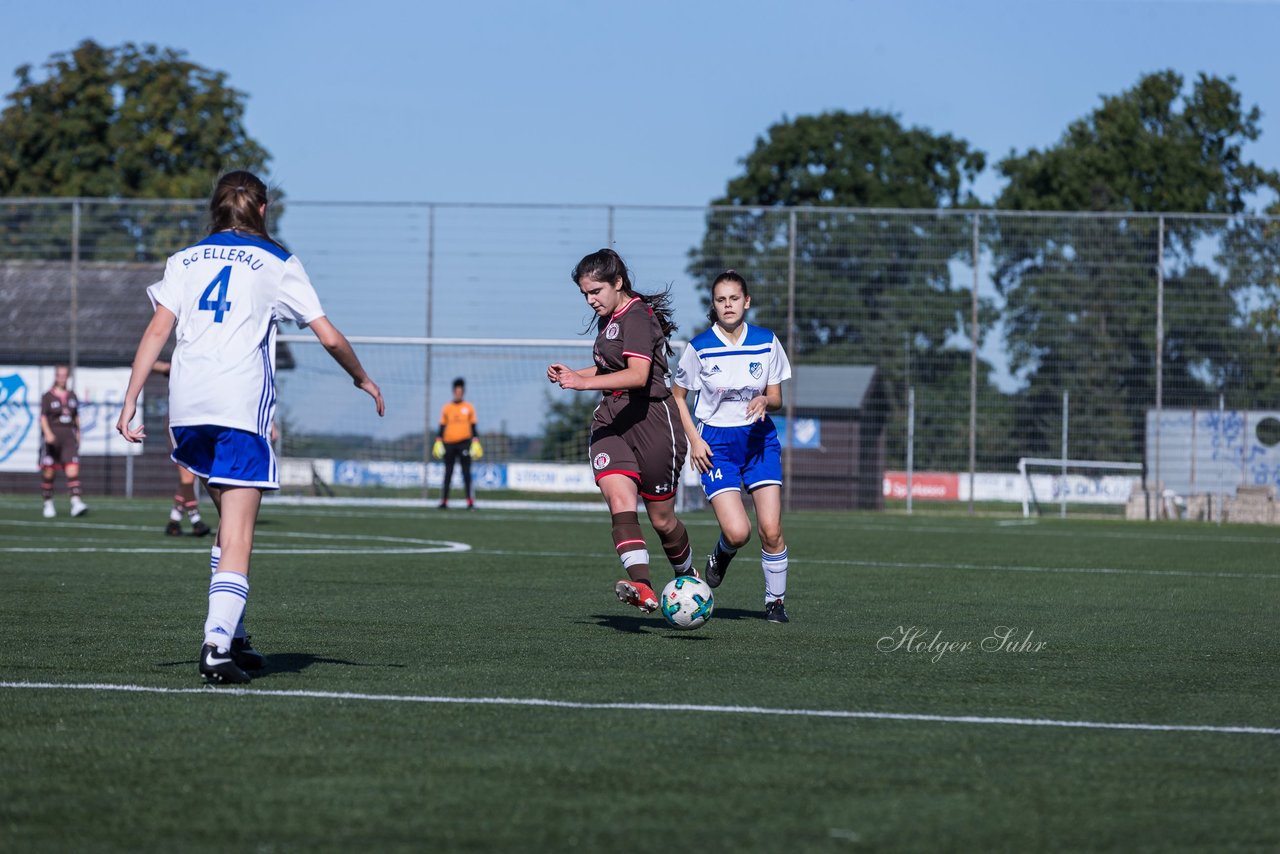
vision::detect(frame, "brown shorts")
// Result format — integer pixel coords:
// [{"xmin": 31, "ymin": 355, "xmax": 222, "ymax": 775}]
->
[
  {"xmin": 589, "ymin": 395, "xmax": 687, "ymax": 501},
  {"xmin": 40, "ymin": 435, "xmax": 79, "ymax": 469}
]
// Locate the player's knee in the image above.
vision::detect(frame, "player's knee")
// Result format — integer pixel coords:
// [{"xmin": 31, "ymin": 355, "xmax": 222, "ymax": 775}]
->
[
  {"xmin": 759, "ymin": 527, "xmax": 784, "ymax": 553},
  {"xmin": 724, "ymin": 525, "xmax": 752, "ymax": 550},
  {"xmin": 40, "ymin": 468, "xmax": 55, "ymax": 482}
]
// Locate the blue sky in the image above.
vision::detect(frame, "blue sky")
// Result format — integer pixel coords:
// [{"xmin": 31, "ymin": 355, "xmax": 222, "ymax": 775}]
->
[
  {"xmin": 6, "ymin": 0, "xmax": 1280, "ymax": 438},
  {"xmin": 5, "ymin": 0, "xmax": 1279, "ymax": 207}
]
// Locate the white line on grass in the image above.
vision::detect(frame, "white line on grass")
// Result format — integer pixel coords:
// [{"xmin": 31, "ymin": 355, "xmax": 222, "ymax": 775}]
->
[
  {"xmin": 2, "ymin": 681, "xmax": 1275, "ymax": 736},
  {"xmin": 0, "ymin": 519, "xmax": 470, "ymax": 555},
  {"xmin": 467, "ymin": 548, "xmax": 1279, "ymax": 580}
]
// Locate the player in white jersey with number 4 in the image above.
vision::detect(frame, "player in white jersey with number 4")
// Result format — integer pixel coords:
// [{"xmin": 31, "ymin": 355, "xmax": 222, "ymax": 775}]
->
[
  {"xmin": 672, "ymin": 270, "xmax": 793, "ymax": 623},
  {"xmin": 116, "ymin": 171, "xmax": 385, "ymax": 684}
]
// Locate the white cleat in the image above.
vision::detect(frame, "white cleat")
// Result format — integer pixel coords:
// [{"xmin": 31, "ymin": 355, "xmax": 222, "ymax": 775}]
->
[
  {"xmin": 42, "ymin": 500, "xmax": 56, "ymax": 519},
  {"xmin": 70, "ymin": 497, "xmax": 88, "ymax": 517}
]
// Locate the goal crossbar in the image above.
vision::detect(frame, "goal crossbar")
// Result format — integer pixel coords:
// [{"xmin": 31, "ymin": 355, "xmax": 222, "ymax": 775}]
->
[{"xmin": 1018, "ymin": 457, "xmax": 1145, "ymax": 518}]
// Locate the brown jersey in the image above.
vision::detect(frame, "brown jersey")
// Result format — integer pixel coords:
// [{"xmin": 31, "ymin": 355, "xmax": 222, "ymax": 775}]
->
[
  {"xmin": 587, "ymin": 296, "xmax": 686, "ymax": 499},
  {"xmin": 41, "ymin": 389, "xmax": 80, "ymax": 438},
  {"xmin": 591, "ymin": 296, "xmax": 671, "ymax": 401}
]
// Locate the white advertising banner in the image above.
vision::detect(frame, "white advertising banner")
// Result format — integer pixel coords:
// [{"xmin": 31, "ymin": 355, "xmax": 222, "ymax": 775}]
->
[{"xmin": 0, "ymin": 366, "xmax": 141, "ymax": 473}]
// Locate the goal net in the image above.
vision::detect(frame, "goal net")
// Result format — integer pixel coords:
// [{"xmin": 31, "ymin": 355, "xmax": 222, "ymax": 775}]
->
[
  {"xmin": 1017, "ymin": 457, "xmax": 1144, "ymax": 518},
  {"xmin": 273, "ymin": 335, "xmax": 703, "ymax": 510}
]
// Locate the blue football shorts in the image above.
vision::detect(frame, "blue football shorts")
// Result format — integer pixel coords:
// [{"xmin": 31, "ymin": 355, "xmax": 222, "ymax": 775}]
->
[
  {"xmin": 170, "ymin": 424, "xmax": 278, "ymax": 490},
  {"xmin": 698, "ymin": 419, "xmax": 783, "ymax": 500}
]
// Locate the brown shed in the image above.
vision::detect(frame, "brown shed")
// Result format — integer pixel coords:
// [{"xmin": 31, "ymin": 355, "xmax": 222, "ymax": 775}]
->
[
  {"xmin": 785, "ymin": 365, "xmax": 886, "ymax": 511},
  {"xmin": 0, "ymin": 260, "xmax": 294, "ymax": 497}
]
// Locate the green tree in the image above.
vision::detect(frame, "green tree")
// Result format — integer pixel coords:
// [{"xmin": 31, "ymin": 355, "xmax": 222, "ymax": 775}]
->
[
  {"xmin": 689, "ymin": 110, "xmax": 1006, "ymax": 469},
  {"xmin": 994, "ymin": 71, "xmax": 1280, "ymax": 463},
  {"xmin": 0, "ymin": 39, "xmax": 273, "ymax": 260},
  {"xmin": 539, "ymin": 394, "xmax": 597, "ymax": 462}
]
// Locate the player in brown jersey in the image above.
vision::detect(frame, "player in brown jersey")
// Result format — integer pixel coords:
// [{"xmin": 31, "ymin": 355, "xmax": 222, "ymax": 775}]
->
[
  {"xmin": 547, "ymin": 249, "xmax": 695, "ymax": 613},
  {"xmin": 39, "ymin": 365, "xmax": 88, "ymax": 518}
]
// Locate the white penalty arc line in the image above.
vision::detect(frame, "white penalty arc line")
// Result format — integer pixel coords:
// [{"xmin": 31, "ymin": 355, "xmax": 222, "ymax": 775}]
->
[{"xmin": 2, "ymin": 682, "xmax": 1276, "ymax": 736}]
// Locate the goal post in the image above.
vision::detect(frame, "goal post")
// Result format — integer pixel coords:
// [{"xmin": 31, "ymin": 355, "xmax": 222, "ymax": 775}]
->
[{"xmin": 1018, "ymin": 457, "xmax": 1145, "ymax": 518}]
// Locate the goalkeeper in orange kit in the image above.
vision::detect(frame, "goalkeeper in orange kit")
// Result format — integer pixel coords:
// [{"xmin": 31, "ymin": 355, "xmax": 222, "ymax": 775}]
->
[{"xmin": 433, "ymin": 377, "xmax": 481, "ymax": 509}]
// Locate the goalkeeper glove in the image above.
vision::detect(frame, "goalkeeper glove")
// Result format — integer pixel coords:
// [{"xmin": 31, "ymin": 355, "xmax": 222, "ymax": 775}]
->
[
  {"xmin": 431, "ymin": 438, "xmax": 444, "ymax": 460},
  {"xmin": 470, "ymin": 438, "xmax": 484, "ymax": 459}
]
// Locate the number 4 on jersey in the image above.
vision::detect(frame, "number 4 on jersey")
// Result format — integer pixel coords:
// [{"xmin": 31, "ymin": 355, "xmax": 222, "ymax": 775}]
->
[{"xmin": 199, "ymin": 265, "xmax": 233, "ymax": 322}]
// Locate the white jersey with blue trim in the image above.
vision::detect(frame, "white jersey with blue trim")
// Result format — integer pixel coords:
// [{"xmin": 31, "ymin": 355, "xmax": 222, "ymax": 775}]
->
[
  {"xmin": 674, "ymin": 323, "xmax": 792, "ymax": 427},
  {"xmin": 147, "ymin": 230, "xmax": 325, "ymax": 436}
]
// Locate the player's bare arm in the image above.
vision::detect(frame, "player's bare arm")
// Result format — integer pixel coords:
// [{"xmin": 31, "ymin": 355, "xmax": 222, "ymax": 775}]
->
[
  {"xmin": 547, "ymin": 363, "xmax": 599, "ymax": 384},
  {"xmin": 746, "ymin": 384, "xmax": 783, "ymax": 422},
  {"xmin": 40, "ymin": 414, "xmax": 55, "ymax": 444},
  {"xmin": 308, "ymin": 316, "xmax": 385, "ymax": 417},
  {"xmin": 117, "ymin": 305, "xmax": 177, "ymax": 442},
  {"xmin": 555, "ymin": 357, "xmax": 648, "ymax": 392},
  {"xmin": 672, "ymin": 386, "xmax": 714, "ymax": 473}
]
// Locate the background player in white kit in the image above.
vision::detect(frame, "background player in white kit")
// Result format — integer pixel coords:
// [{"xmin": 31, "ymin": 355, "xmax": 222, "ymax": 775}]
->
[
  {"xmin": 672, "ymin": 270, "xmax": 793, "ymax": 623},
  {"xmin": 116, "ymin": 170, "xmax": 384, "ymax": 684}
]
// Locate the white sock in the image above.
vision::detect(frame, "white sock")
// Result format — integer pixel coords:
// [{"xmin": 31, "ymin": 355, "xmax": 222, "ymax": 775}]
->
[
  {"xmin": 762, "ymin": 547, "xmax": 788, "ymax": 602},
  {"xmin": 209, "ymin": 546, "xmax": 247, "ymax": 639},
  {"xmin": 204, "ymin": 572, "xmax": 248, "ymax": 651},
  {"xmin": 169, "ymin": 507, "xmax": 183, "ymax": 522}
]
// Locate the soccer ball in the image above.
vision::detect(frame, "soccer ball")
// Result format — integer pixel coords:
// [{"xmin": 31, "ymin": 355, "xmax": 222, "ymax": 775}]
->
[{"xmin": 660, "ymin": 575, "xmax": 714, "ymax": 630}]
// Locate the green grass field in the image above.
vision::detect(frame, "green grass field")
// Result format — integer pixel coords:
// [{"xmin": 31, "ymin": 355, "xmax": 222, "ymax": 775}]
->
[{"xmin": 1, "ymin": 495, "xmax": 1276, "ymax": 852}]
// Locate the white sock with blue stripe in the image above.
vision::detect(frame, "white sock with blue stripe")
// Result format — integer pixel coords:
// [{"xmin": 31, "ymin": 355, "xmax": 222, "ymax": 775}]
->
[
  {"xmin": 205, "ymin": 571, "xmax": 248, "ymax": 652},
  {"xmin": 762, "ymin": 547, "xmax": 788, "ymax": 603},
  {"xmin": 210, "ymin": 546, "xmax": 247, "ymax": 640}
]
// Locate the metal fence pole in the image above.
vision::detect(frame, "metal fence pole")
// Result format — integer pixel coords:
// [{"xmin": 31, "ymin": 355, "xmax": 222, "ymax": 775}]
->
[
  {"xmin": 1155, "ymin": 215, "xmax": 1165, "ymax": 503},
  {"xmin": 423, "ymin": 204, "xmax": 436, "ymax": 500},
  {"xmin": 607, "ymin": 205, "xmax": 615, "ymax": 248},
  {"xmin": 906, "ymin": 386, "xmax": 915, "ymax": 515},
  {"xmin": 969, "ymin": 214, "xmax": 979, "ymax": 515},
  {"xmin": 1061, "ymin": 390, "xmax": 1069, "ymax": 519},
  {"xmin": 70, "ymin": 201, "xmax": 80, "ymax": 379},
  {"xmin": 784, "ymin": 209, "xmax": 797, "ymax": 514}
]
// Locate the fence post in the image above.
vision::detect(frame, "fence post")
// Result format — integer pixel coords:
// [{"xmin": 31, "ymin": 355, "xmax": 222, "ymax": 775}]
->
[
  {"xmin": 423, "ymin": 204, "xmax": 436, "ymax": 501},
  {"xmin": 70, "ymin": 201, "xmax": 80, "ymax": 380},
  {"xmin": 969, "ymin": 214, "xmax": 980, "ymax": 515},
  {"xmin": 1154, "ymin": 215, "xmax": 1165, "ymax": 512},
  {"xmin": 906, "ymin": 385, "xmax": 915, "ymax": 515},
  {"xmin": 607, "ymin": 205, "xmax": 615, "ymax": 248},
  {"xmin": 783, "ymin": 209, "xmax": 797, "ymax": 513},
  {"xmin": 1061, "ymin": 390, "xmax": 1069, "ymax": 519}
]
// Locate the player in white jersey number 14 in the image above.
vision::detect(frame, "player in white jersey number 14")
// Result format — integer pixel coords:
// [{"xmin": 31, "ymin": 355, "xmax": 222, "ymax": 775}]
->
[
  {"xmin": 672, "ymin": 270, "xmax": 793, "ymax": 623},
  {"xmin": 116, "ymin": 170, "xmax": 385, "ymax": 684}
]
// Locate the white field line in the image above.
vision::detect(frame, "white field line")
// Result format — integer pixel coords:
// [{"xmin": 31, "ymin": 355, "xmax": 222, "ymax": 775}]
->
[
  {"xmin": 468, "ymin": 549, "xmax": 1278, "ymax": 581},
  {"xmin": 0, "ymin": 518, "xmax": 470, "ymax": 555},
  {"xmin": 1, "ymin": 681, "xmax": 1275, "ymax": 736},
  {"xmin": 2, "ymin": 520, "xmax": 1275, "ymax": 579}
]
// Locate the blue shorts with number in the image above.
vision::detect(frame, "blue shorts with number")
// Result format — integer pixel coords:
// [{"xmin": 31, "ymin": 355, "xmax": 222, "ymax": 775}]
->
[
  {"xmin": 170, "ymin": 424, "xmax": 278, "ymax": 490},
  {"xmin": 698, "ymin": 419, "xmax": 782, "ymax": 500}
]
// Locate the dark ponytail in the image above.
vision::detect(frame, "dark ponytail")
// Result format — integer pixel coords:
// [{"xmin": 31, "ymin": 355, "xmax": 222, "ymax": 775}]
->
[
  {"xmin": 572, "ymin": 248, "xmax": 679, "ymax": 343},
  {"xmin": 209, "ymin": 171, "xmax": 272, "ymax": 239}
]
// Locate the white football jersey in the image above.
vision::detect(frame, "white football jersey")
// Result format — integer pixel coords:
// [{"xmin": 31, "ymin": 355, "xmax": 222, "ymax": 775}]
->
[
  {"xmin": 674, "ymin": 323, "xmax": 791, "ymax": 427},
  {"xmin": 147, "ymin": 231, "xmax": 325, "ymax": 436}
]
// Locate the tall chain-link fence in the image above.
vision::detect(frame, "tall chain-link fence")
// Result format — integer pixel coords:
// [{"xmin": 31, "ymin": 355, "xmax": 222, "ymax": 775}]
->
[{"xmin": 2, "ymin": 198, "xmax": 1278, "ymax": 514}]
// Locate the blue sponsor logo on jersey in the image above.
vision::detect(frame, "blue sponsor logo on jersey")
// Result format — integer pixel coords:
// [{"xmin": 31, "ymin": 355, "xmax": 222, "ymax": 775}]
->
[
  {"xmin": 0, "ymin": 374, "xmax": 34, "ymax": 463},
  {"xmin": 749, "ymin": 361, "xmax": 763, "ymax": 379}
]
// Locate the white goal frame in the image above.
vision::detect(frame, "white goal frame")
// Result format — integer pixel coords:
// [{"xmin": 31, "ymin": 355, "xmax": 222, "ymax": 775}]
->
[{"xmin": 1018, "ymin": 457, "xmax": 1145, "ymax": 518}]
